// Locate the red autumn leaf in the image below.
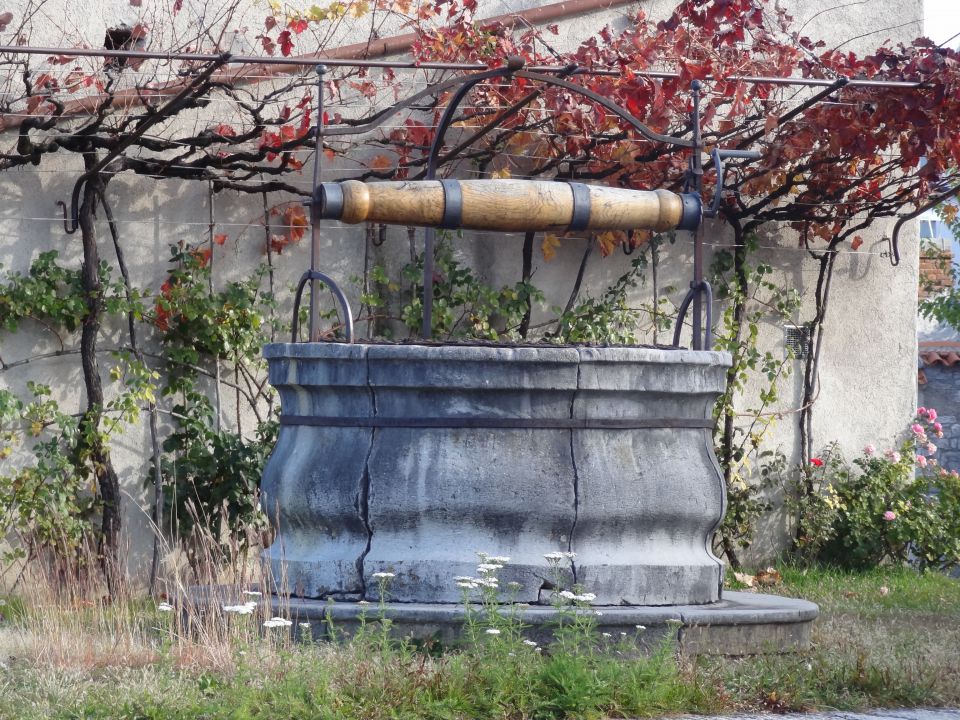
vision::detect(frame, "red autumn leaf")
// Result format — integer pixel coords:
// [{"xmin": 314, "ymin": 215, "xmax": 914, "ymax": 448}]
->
[
  {"xmin": 260, "ymin": 35, "xmax": 276, "ymax": 55},
  {"xmin": 0, "ymin": 11, "xmax": 12, "ymax": 30},
  {"xmin": 213, "ymin": 234, "xmax": 228, "ymax": 246},
  {"xmin": 192, "ymin": 247, "xmax": 212, "ymax": 267},
  {"xmin": 287, "ymin": 17, "xmax": 308, "ymax": 34},
  {"xmin": 211, "ymin": 123, "xmax": 237, "ymax": 138},
  {"xmin": 851, "ymin": 236, "xmax": 864, "ymax": 250},
  {"xmin": 172, "ymin": 0, "xmax": 183, "ymax": 14},
  {"xmin": 264, "ymin": 15, "xmax": 277, "ymax": 31},
  {"xmin": 282, "ymin": 205, "xmax": 308, "ymax": 242},
  {"xmin": 370, "ymin": 154, "xmax": 394, "ymax": 171},
  {"xmin": 129, "ymin": 0, "xmax": 141, "ymax": 6},
  {"xmin": 278, "ymin": 30, "xmax": 294, "ymax": 57}
]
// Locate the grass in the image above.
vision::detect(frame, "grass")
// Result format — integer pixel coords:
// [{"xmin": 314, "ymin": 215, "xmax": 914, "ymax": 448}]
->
[
  {"xmin": 0, "ymin": 564, "xmax": 958, "ymax": 719},
  {"xmin": 696, "ymin": 566, "xmax": 960, "ymax": 712}
]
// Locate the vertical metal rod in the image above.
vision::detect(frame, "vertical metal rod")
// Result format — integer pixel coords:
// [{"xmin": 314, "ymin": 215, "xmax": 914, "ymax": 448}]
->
[
  {"xmin": 309, "ymin": 64, "xmax": 328, "ymax": 342},
  {"xmin": 422, "ymin": 226, "xmax": 435, "ymax": 339},
  {"xmin": 690, "ymin": 80, "xmax": 704, "ymax": 351}
]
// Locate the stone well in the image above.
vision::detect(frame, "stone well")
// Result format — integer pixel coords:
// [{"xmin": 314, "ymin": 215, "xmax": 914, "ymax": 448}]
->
[{"xmin": 261, "ymin": 342, "xmax": 732, "ymax": 606}]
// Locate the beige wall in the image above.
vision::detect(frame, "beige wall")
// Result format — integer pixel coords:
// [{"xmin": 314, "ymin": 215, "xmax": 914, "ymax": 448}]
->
[{"xmin": 0, "ymin": 0, "xmax": 923, "ymax": 570}]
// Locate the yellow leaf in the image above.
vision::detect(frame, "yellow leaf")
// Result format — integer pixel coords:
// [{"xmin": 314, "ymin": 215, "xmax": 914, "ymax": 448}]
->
[
  {"xmin": 541, "ymin": 233, "xmax": 561, "ymax": 262},
  {"xmin": 595, "ymin": 231, "xmax": 619, "ymax": 257},
  {"xmin": 491, "ymin": 167, "xmax": 511, "ymax": 179}
]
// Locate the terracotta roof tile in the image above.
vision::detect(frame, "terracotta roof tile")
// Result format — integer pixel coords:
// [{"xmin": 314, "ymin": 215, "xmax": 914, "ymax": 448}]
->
[{"xmin": 920, "ymin": 351, "xmax": 960, "ymax": 367}]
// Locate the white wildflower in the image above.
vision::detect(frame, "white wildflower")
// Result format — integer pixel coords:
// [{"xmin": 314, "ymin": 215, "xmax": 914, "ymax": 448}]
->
[
  {"xmin": 371, "ymin": 572, "xmax": 395, "ymax": 579},
  {"xmin": 602, "ymin": 632, "xmax": 612, "ymax": 637},
  {"xmin": 242, "ymin": 590, "xmax": 262, "ymax": 597},
  {"xmin": 487, "ymin": 556, "xmax": 510, "ymax": 564},
  {"xmin": 543, "ymin": 552, "xmax": 565, "ymax": 561},
  {"xmin": 573, "ymin": 593, "xmax": 596, "ymax": 602},
  {"xmin": 299, "ymin": 622, "xmax": 311, "ymax": 629},
  {"xmin": 559, "ymin": 590, "xmax": 576, "ymax": 600},
  {"xmin": 263, "ymin": 617, "xmax": 293, "ymax": 628},
  {"xmin": 620, "ymin": 632, "xmax": 627, "ymax": 637},
  {"xmin": 562, "ymin": 552, "xmax": 577, "ymax": 559},
  {"xmin": 357, "ymin": 600, "xmax": 370, "ymax": 605},
  {"xmin": 485, "ymin": 628, "xmax": 501, "ymax": 635},
  {"xmin": 476, "ymin": 563, "xmax": 503, "ymax": 573},
  {"xmin": 223, "ymin": 601, "xmax": 257, "ymax": 615},
  {"xmin": 476, "ymin": 577, "xmax": 499, "ymax": 588},
  {"xmin": 456, "ymin": 581, "xmax": 479, "ymax": 589},
  {"xmin": 157, "ymin": 602, "xmax": 174, "ymax": 612},
  {"xmin": 594, "ymin": 611, "xmax": 603, "ymax": 616},
  {"xmin": 523, "ymin": 639, "xmax": 538, "ymax": 647},
  {"xmin": 454, "ymin": 576, "xmax": 474, "ymax": 582},
  {"xmin": 635, "ymin": 624, "xmax": 646, "ymax": 631}
]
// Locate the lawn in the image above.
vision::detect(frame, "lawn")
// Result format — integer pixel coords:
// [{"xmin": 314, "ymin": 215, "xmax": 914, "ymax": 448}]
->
[{"xmin": 0, "ymin": 565, "xmax": 957, "ymax": 719}]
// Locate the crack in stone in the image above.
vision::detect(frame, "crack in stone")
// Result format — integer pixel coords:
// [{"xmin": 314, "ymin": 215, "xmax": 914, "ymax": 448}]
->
[
  {"xmin": 567, "ymin": 355, "xmax": 581, "ymax": 586},
  {"xmin": 355, "ymin": 353, "xmax": 376, "ymax": 599}
]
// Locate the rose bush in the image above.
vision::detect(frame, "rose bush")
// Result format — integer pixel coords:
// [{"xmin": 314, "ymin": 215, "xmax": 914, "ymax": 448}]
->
[{"xmin": 791, "ymin": 409, "xmax": 960, "ymax": 571}]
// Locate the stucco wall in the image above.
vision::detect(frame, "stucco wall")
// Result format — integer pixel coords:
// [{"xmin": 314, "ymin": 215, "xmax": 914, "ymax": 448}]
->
[{"xmin": 0, "ymin": 0, "xmax": 924, "ymax": 572}]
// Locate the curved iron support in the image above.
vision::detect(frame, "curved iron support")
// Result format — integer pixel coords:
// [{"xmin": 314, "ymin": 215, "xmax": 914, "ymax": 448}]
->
[
  {"xmin": 515, "ymin": 70, "xmax": 696, "ymax": 149},
  {"xmin": 291, "ymin": 270, "xmax": 355, "ymax": 343},
  {"xmin": 57, "ymin": 54, "xmax": 230, "ymax": 234},
  {"xmin": 421, "ymin": 56, "xmax": 526, "ymax": 338},
  {"xmin": 672, "ymin": 280, "xmax": 713, "ymax": 351},
  {"xmin": 703, "ymin": 148, "xmax": 763, "ymax": 218},
  {"xmin": 888, "ymin": 180, "xmax": 960, "ymax": 267}
]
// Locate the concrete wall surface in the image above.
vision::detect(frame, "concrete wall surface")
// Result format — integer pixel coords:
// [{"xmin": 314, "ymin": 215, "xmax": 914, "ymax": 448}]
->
[{"xmin": 0, "ymin": 0, "xmax": 923, "ymax": 573}]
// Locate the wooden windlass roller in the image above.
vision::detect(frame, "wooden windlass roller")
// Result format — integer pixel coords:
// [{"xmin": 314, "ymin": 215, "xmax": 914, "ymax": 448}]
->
[{"xmin": 315, "ymin": 179, "xmax": 702, "ymax": 233}]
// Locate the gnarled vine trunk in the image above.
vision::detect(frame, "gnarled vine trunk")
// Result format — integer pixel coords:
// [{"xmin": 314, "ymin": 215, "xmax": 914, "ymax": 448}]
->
[{"xmin": 76, "ymin": 160, "xmax": 122, "ymax": 595}]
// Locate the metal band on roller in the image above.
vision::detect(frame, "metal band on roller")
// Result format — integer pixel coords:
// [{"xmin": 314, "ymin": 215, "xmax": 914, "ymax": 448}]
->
[
  {"xmin": 440, "ymin": 179, "xmax": 463, "ymax": 229},
  {"xmin": 567, "ymin": 182, "xmax": 592, "ymax": 232}
]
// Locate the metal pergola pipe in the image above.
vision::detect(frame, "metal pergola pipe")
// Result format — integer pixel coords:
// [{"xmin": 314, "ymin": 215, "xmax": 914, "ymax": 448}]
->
[{"xmin": 0, "ymin": 44, "xmax": 926, "ymax": 89}]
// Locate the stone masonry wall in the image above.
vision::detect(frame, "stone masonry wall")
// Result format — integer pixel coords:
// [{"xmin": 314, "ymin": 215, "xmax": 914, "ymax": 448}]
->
[{"xmin": 920, "ymin": 363, "xmax": 960, "ymax": 473}]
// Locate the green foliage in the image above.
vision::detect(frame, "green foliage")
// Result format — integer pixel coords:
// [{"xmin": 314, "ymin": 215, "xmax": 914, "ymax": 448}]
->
[
  {"xmin": 0, "ymin": 253, "xmax": 151, "ymax": 567},
  {"xmin": 550, "ymin": 256, "xmax": 649, "ymax": 345},
  {"xmin": 710, "ymin": 238, "xmax": 802, "ymax": 555},
  {"xmin": 0, "ymin": 383, "xmax": 93, "ymax": 564},
  {"xmin": 154, "ymin": 243, "xmax": 278, "ymax": 562},
  {"xmin": 398, "ymin": 238, "xmax": 543, "ymax": 341},
  {"xmin": 0, "ymin": 251, "xmax": 86, "ymax": 333}
]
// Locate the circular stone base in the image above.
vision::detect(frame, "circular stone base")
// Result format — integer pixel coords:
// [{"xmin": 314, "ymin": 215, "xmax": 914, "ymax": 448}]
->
[{"xmin": 273, "ymin": 591, "xmax": 818, "ymax": 656}]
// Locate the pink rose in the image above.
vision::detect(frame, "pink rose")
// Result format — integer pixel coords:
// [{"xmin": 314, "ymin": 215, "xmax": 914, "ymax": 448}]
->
[
  {"xmin": 863, "ymin": 444, "xmax": 876, "ymax": 456},
  {"xmin": 918, "ymin": 407, "xmax": 927, "ymax": 417},
  {"xmin": 927, "ymin": 442, "xmax": 937, "ymax": 454},
  {"xmin": 883, "ymin": 510, "xmax": 897, "ymax": 521},
  {"xmin": 934, "ymin": 422, "xmax": 943, "ymax": 433},
  {"xmin": 917, "ymin": 455, "xmax": 928, "ymax": 468},
  {"xmin": 911, "ymin": 423, "xmax": 924, "ymax": 435},
  {"xmin": 884, "ymin": 449, "xmax": 901, "ymax": 463},
  {"xmin": 928, "ymin": 409, "xmax": 938, "ymax": 421}
]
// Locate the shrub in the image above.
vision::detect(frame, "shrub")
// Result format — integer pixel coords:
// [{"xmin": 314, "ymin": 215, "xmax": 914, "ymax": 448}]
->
[{"xmin": 792, "ymin": 408, "xmax": 960, "ymax": 571}]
